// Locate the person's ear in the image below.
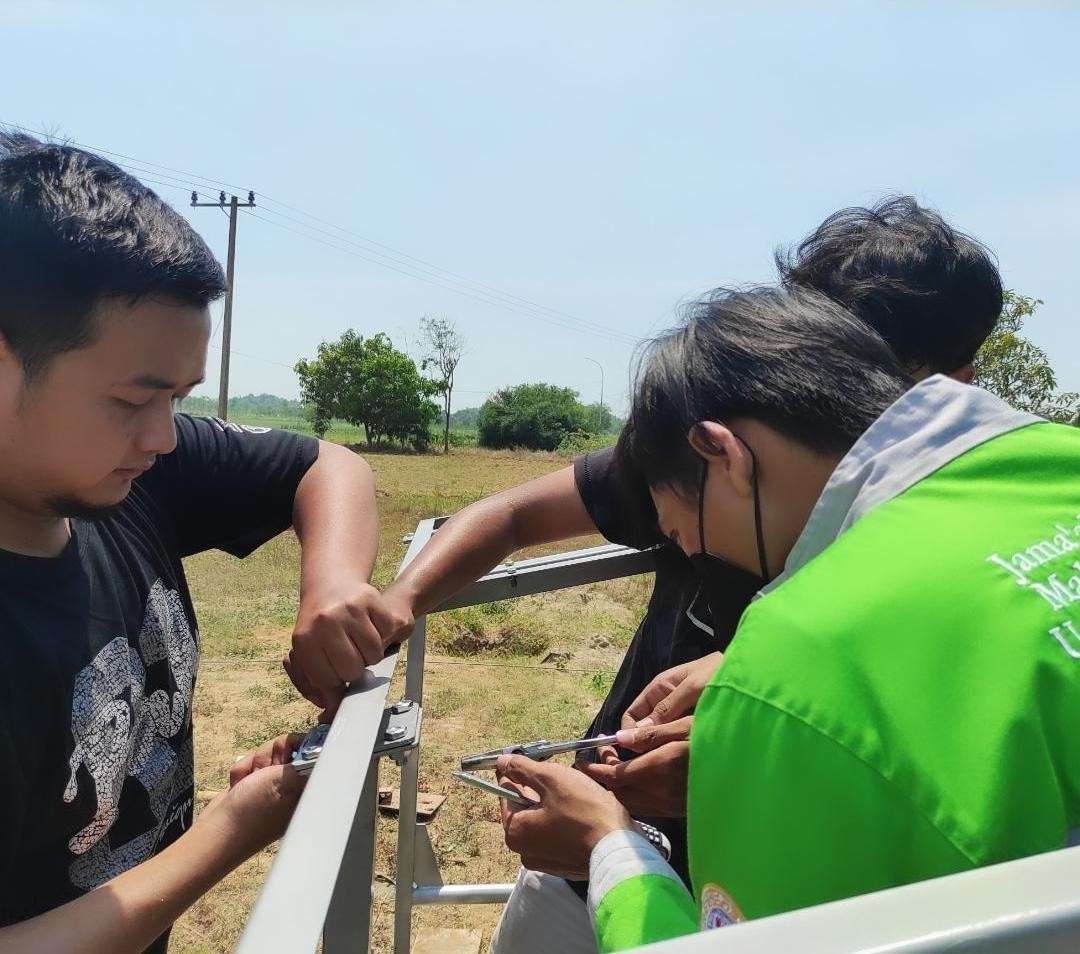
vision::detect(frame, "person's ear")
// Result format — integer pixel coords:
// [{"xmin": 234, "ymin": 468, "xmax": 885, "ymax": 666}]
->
[
  {"xmin": 687, "ymin": 422, "xmax": 754, "ymax": 498},
  {"xmin": 950, "ymin": 363, "xmax": 975, "ymax": 384}
]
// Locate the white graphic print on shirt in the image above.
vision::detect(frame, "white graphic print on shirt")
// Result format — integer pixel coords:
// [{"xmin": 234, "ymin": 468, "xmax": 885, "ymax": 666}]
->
[{"xmin": 63, "ymin": 580, "xmax": 197, "ymax": 889}]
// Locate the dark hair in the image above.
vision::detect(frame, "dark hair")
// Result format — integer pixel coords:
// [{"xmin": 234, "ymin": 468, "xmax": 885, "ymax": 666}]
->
[
  {"xmin": 623, "ymin": 285, "xmax": 910, "ymax": 496},
  {"xmin": 776, "ymin": 196, "xmax": 1002, "ymax": 375},
  {"xmin": 0, "ymin": 131, "xmax": 226, "ymax": 377}
]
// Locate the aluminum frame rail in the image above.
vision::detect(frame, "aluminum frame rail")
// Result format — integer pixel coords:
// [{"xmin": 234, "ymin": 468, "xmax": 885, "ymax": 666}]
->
[
  {"xmin": 236, "ymin": 521, "xmax": 657, "ymax": 953},
  {"xmin": 638, "ymin": 842, "xmax": 1080, "ymax": 953}
]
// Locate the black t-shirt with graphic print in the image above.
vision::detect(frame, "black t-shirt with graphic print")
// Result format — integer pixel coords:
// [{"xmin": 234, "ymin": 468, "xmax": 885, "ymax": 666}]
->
[
  {"xmin": 0, "ymin": 415, "xmax": 318, "ymax": 951},
  {"xmin": 569, "ymin": 447, "xmax": 759, "ymax": 890}
]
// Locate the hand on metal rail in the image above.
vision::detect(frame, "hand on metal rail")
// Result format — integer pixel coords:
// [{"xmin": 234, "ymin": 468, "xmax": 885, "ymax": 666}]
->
[
  {"xmin": 496, "ymin": 754, "xmax": 633, "ymax": 881},
  {"xmin": 375, "ymin": 589, "xmax": 416, "ymax": 647},
  {"xmin": 284, "ymin": 581, "xmax": 411, "ymax": 715},
  {"xmin": 198, "ymin": 734, "xmax": 309, "ymax": 868}
]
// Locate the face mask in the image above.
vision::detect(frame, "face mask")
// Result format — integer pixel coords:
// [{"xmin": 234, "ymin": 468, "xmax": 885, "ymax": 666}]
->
[{"xmin": 688, "ymin": 436, "xmax": 770, "ymax": 605}]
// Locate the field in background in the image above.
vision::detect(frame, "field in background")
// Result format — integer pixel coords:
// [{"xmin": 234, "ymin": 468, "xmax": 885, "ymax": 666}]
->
[
  {"xmin": 177, "ymin": 398, "xmax": 618, "ymax": 453},
  {"xmin": 171, "ymin": 441, "xmax": 651, "ymax": 953}
]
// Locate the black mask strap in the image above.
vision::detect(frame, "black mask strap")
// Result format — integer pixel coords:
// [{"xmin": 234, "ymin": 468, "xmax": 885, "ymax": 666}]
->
[
  {"xmin": 697, "ymin": 435, "xmax": 771, "ymax": 581},
  {"xmin": 743, "ymin": 440, "xmax": 770, "ymax": 581}
]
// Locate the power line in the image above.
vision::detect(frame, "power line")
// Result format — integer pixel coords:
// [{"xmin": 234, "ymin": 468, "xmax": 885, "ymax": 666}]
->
[
  {"xmin": 2, "ymin": 118, "xmax": 644, "ymax": 347},
  {"xmin": 209, "ymin": 343, "xmax": 294, "ymax": 370},
  {"xmin": 126, "ymin": 160, "xmax": 639, "ymax": 344},
  {"xmin": 245, "ymin": 205, "xmax": 637, "ymax": 342},
  {"xmin": 1, "ymin": 119, "xmax": 250, "ymax": 197},
  {"xmin": 247, "ymin": 194, "xmax": 641, "ymax": 344},
  {"xmin": 105, "ymin": 149, "xmax": 638, "ymax": 343},
  {"xmin": 240, "ymin": 208, "xmax": 641, "ymax": 345}
]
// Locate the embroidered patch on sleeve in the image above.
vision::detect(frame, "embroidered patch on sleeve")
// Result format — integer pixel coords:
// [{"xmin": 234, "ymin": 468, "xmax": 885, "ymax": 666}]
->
[{"xmin": 701, "ymin": 882, "xmax": 744, "ymax": 929}]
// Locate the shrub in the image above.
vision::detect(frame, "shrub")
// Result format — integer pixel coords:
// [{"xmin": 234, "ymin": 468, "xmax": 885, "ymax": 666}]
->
[{"xmin": 478, "ymin": 383, "xmax": 590, "ymax": 451}]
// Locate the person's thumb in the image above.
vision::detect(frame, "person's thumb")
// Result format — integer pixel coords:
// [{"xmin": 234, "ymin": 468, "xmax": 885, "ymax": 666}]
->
[{"xmin": 615, "ymin": 716, "xmax": 693, "ymax": 753}]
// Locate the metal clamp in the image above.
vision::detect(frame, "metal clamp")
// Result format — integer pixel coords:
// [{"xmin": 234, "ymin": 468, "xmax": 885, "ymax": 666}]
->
[{"xmin": 373, "ymin": 699, "xmax": 422, "ymax": 764}]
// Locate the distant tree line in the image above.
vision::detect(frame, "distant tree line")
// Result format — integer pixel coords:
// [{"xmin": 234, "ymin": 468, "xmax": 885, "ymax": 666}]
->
[
  {"xmin": 179, "ymin": 393, "xmax": 306, "ymax": 418},
  {"xmin": 202, "ymin": 291, "xmax": 1075, "ymax": 457}
]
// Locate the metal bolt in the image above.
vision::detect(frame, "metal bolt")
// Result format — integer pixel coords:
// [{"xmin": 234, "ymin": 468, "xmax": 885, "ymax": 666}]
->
[
  {"xmin": 390, "ymin": 700, "xmax": 412, "ymax": 715},
  {"xmin": 385, "ymin": 723, "xmax": 407, "ymax": 741}
]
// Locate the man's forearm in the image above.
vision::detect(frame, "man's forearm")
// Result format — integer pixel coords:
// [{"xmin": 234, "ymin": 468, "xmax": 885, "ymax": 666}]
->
[
  {"xmin": 294, "ymin": 441, "xmax": 379, "ymax": 589},
  {"xmin": 385, "ymin": 465, "xmax": 597, "ymax": 618},
  {"xmin": 0, "ymin": 823, "xmax": 242, "ymax": 954},
  {"xmin": 386, "ymin": 495, "xmax": 523, "ymax": 617}
]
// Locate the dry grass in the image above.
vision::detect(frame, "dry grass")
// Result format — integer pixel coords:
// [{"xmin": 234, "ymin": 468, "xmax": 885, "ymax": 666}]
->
[{"xmin": 170, "ymin": 446, "xmax": 650, "ymax": 953}]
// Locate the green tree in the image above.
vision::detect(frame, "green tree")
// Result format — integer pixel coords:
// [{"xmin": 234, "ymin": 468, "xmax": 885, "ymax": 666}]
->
[
  {"xmin": 973, "ymin": 292, "xmax": 1058, "ymax": 413},
  {"xmin": 295, "ymin": 330, "xmax": 440, "ymax": 448},
  {"xmin": 419, "ymin": 315, "xmax": 467, "ymax": 454},
  {"xmin": 584, "ymin": 402, "xmax": 621, "ymax": 434},
  {"xmin": 478, "ymin": 383, "xmax": 590, "ymax": 451},
  {"xmin": 973, "ymin": 291, "xmax": 1078, "ymax": 424}
]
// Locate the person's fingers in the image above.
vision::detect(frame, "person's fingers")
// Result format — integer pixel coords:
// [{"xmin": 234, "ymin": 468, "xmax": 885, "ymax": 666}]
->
[
  {"xmin": 579, "ymin": 760, "xmax": 628, "ymax": 791},
  {"xmin": 342, "ymin": 609, "xmax": 385, "ymax": 667},
  {"xmin": 230, "ymin": 752, "xmax": 256, "ymax": 787},
  {"xmin": 623, "ymin": 665, "xmax": 688, "ymax": 725},
  {"xmin": 615, "ymin": 716, "xmax": 694, "ymax": 753},
  {"xmin": 317, "ymin": 624, "xmax": 367, "ymax": 685},
  {"xmin": 502, "ymin": 799, "xmax": 549, "ymax": 854},
  {"xmin": 271, "ymin": 732, "xmax": 306, "ymax": 765},
  {"xmin": 496, "ymin": 754, "xmax": 555, "ymax": 794},
  {"xmin": 642, "ymin": 676, "xmax": 703, "ymax": 725},
  {"xmin": 281, "ymin": 762, "xmax": 308, "ymax": 797},
  {"xmin": 251, "ymin": 746, "xmax": 275, "ymax": 773},
  {"xmin": 623, "ymin": 677, "xmax": 670, "ymax": 726},
  {"xmin": 595, "ymin": 744, "xmax": 621, "ymax": 765},
  {"xmin": 283, "ymin": 650, "xmax": 328, "ymax": 710},
  {"xmin": 367, "ymin": 595, "xmax": 411, "ymax": 647},
  {"xmin": 282, "ymin": 655, "xmax": 309, "ymax": 703}
]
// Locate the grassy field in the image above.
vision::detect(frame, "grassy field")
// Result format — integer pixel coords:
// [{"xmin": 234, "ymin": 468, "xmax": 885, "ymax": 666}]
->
[{"xmin": 171, "ymin": 442, "xmax": 651, "ymax": 953}]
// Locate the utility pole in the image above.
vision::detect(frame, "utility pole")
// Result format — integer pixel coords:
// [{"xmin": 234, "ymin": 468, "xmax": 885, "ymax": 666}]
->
[
  {"xmin": 191, "ymin": 189, "xmax": 256, "ymax": 420},
  {"xmin": 584, "ymin": 357, "xmax": 605, "ymax": 433}
]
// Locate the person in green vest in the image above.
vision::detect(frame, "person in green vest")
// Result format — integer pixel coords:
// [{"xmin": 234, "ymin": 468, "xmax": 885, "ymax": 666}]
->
[{"xmin": 496, "ymin": 282, "xmax": 1080, "ymax": 951}]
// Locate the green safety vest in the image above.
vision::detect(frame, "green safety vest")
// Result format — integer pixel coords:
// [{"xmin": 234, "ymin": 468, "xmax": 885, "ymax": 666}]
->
[{"xmin": 591, "ymin": 378, "xmax": 1080, "ymax": 951}]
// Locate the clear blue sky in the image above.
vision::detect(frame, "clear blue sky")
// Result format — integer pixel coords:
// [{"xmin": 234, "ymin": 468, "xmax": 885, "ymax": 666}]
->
[{"xmin": 5, "ymin": 1, "xmax": 1078, "ymax": 412}]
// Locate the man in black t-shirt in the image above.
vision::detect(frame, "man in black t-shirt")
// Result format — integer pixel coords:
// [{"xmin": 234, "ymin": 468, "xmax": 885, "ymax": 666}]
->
[
  {"xmin": 0, "ymin": 133, "xmax": 400, "ymax": 952},
  {"xmin": 374, "ymin": 197, "xmax": 1005, "ymax": 954}
]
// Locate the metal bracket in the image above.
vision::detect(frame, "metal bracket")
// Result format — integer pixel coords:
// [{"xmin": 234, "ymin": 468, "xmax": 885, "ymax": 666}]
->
[{"xmin": 373, "ymin": 699, "xmax": 422, "ymax": 763}]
